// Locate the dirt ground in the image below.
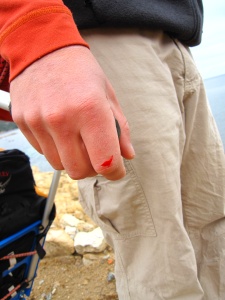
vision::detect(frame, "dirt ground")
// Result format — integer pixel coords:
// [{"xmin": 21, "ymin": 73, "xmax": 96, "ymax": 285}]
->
[
  {"xmin": 30, "ymin": 254, "xmax": 118, "ymax": 300},
  {"xmin": 29, "ymin": 170, "xmax": 119, "ymax": 300}
]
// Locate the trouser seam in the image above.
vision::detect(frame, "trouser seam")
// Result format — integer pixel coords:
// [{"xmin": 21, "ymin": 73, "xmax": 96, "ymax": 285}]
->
[{"xmin": 114, "ymin": 240, "xmax": 132, "ymax": 300}]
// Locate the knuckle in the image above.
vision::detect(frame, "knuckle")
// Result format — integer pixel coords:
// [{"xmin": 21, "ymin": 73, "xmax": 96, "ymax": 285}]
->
[
  {"xmin": 74, "ymin": 89, "xmax": 106, "ymax": 114},
  {"xmin": 77, "ymin": 97, "xmax": 100, "ymax": 116},
  {"xmin": 10, "ymin": 108, "xmax": 24, "ymax": 125},
  {"xmin": 67, "ymin": 170, "xmax": 94, "ymax": 180},
  {"xmin": 24, "ymin": 112, "xmax": 41, "ymax": 128},
  {"xmin": 45, "ymin": 155, "xmax": 64, "ymax": 170},
  {"xmin": 66, "ymin": 164, "xmax": 97, "ymax": 180},
  {"xmin": 97, "ymin": 167, "xmax": 126, "ymax": 180},
  {"xmin": 44, "ymin": 111, "xmax": 64, "ymax": 128},
  {"xmin": 94, "ymin": 165, "xmax": 116, "ymax": 176},
  {"xmin": 94, "ymin": 155, "xmax": 126, "ymax": 179},
  {"xmin": 51, "ymin": 163, "xmax": 64, "ymax": 171},
  {"xmin": 69, "ymin": 173, "xmax": 86, "ymax": 180}
]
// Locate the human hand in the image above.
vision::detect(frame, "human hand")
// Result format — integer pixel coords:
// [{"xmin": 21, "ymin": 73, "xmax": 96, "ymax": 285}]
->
[{"xmin": 10, "ymin": 46, "xmax": 135, "ymax": 180}]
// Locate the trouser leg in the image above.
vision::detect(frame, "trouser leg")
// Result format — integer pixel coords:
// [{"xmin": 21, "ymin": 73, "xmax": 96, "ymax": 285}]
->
[
  {"xmin": 179, "ymin": 44, "xmax": 225, "ymax": 299},
  {"xmin": 78, "ymin": 29, "xmax": 225, "ymax": 299}
]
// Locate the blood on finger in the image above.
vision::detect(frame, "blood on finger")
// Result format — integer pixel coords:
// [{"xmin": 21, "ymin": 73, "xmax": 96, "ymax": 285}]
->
[{"xmin": 101, "ymin": 155, "xmax": 113, "ymax": 167}]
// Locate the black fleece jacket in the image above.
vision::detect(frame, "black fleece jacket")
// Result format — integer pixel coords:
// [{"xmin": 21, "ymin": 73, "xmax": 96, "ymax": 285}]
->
[{"xmin": 63, "ymin": 0, "xmax": 203, "ymax": 47}]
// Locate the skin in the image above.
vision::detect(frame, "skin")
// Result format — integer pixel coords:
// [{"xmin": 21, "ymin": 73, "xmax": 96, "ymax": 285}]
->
[{"xmin": 10, "ymin": 46, "xmax": 135, "ymax": 180}]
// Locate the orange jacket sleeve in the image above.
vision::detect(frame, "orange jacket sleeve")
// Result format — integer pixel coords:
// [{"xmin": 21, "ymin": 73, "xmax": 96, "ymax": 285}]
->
[{"xmin": 0, "ymin": 0, "xmax": 89, "ymax": 84}]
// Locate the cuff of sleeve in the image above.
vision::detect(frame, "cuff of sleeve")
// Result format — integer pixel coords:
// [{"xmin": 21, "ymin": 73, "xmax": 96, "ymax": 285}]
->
[{"xmin": 0, "ymin": 6, "xmax": 89, "ymax": 82}]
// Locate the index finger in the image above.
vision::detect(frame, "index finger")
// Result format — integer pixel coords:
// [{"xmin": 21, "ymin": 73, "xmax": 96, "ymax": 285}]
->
[{"xmin": 80, "ymin": 113, "xmax": 126, "ymax": 180}]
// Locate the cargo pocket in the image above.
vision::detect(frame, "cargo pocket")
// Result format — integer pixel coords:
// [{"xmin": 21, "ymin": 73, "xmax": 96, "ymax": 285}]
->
[{"xmin": 78, "ymin": 160, "xmax": 156, "ymax": 239}]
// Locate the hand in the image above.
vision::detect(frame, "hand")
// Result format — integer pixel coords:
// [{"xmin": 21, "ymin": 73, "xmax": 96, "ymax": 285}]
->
[{"xmin": 10, "ymin": 46, "xmax": 135, "ymax": 180}]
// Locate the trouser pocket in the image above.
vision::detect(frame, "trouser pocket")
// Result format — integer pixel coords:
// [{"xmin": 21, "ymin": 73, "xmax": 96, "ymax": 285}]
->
[{"xmin": 78, "ymin": 160, "xmax": 156, "ymax": 240}]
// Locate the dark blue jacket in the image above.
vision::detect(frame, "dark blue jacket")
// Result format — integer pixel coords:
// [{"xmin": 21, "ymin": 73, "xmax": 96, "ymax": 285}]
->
[{"xmin": 63, "ymin": 0, "xmax": 203, "ymax": 46}]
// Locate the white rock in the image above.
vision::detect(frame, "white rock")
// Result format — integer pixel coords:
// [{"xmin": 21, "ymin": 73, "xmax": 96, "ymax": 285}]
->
[
  {"xmin": 61, "ymin": 214, "xmax": 94, "ymax": 233},
  {"xmin": 76, "ymin": 222, "xmax": 95, "ymax": 232},
  {"xmin": 45, "ymin": 228, "xmax": 74, "ymax": 256},
  {"xmin": 74, "ymin": 227, "xmax": 107, "ymax": 255},
  {"xmin": 65, "ymin": 226, "xmax": 78, "ymax": 239},
  {"xmin": 60, "ymin": 214, "xmax": 82, "ymax": 227}
]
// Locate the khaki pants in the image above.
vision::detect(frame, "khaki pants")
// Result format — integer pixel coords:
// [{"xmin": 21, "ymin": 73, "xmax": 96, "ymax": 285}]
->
[{"xmin": 78, "ymin": 29, "xmax": 225, "ymax": 300}]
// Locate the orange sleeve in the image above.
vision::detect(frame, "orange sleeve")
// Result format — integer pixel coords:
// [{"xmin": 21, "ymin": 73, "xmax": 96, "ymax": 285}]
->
[{"xmin": 0, "ymin": 0, "xmax": 89, "ymax": 83}]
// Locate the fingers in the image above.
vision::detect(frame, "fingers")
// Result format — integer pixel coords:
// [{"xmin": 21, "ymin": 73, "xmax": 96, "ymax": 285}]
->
[
  {"xmin": 16, "ymin": 123, "xmax": 43, "ymax": 155},
  {"xmin": 14, "ymin": 111, "xmax": 97, "ymax": 178},
  {"xmin": 13, "ymin": 98, "xmax": 134, "ymax": 181},
  {"xmin": 51, "ymin": 130, "xmax": 97, "ymax": 179},
  {"xmin": 14, "ymin": 109, "xmax": 132, "ymax": 180},
  {"xmin": 12, "ymin": 107, "xmax": 65, "ymax": 169},
  {"xmin": 14, "ymin": 105, "xmax": 123, "ymax": 180}
]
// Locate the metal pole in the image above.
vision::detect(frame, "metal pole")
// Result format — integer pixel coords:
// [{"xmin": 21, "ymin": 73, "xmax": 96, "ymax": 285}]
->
[{"xmin": 27, "ymin": 170, "xmax": 61, "ymax": 286}]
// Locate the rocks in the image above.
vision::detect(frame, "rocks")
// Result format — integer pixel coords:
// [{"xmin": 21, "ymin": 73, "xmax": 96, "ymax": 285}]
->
[
  {"xmin": 64, "ymin": 226, "xmax": 77, "ymax": 240},
  {"xmin": 107, "ymin": 272, "xmax": 116, "ymax": 282},
  {"xmin": 37, "ymin": 281, "xmax": 60, "ymax": 300},
  {"xmin": 60, "ymin": 214, "xmax": 82, "ymax": 227},
  {"xmin": 32, "ymin": 168, "xmax": 112, "ymax": 266},
  {"xmin": 60, "ymin": 214, "xmax": 95, "ymax": 232},
  {"xmin": 82, "ymin": 252, "xmax": 109, "ymax": 267},
  {"xmin": 45, "ymin": 228, "xmax": 74, "ymax": 257},
  {"xmin": 74, "ymin": 227, "xmax": 108, "ymax": 255}
]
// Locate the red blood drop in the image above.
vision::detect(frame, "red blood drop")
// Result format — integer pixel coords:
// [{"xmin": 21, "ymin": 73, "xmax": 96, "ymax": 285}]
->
[{"xmin": 101, "ymin": 155, "xmax": 113, "ymax": 167}]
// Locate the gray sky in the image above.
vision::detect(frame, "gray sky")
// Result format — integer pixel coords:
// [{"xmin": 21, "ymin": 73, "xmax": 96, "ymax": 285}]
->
[
  {"xmin": 191, "ymin": 0, "xmax": 225, "ymax": 79},
  {"xmin": 0, "ymin": 0, "xmax": 224, "ymax": 102}
]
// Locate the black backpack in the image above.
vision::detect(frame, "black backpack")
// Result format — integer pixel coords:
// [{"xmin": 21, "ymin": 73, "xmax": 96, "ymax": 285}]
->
[{"xmin": 0, "ymin": 149, "xmax": 47, "ymax": 240}]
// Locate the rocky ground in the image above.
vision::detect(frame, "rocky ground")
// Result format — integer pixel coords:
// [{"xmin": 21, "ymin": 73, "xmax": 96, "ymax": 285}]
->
[{"xmin": 30, "ymin": 168, "xmax": 118, "ymax": 300}]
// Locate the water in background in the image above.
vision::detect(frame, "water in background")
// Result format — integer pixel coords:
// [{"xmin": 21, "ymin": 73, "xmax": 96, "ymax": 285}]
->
[
  {"xmin": 0, "ymin": 129, "xmax": 53, "ymax": 171},
  {"xmin": 0, "ymin": 74, "xmax": 224, "ymax": 171}
]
